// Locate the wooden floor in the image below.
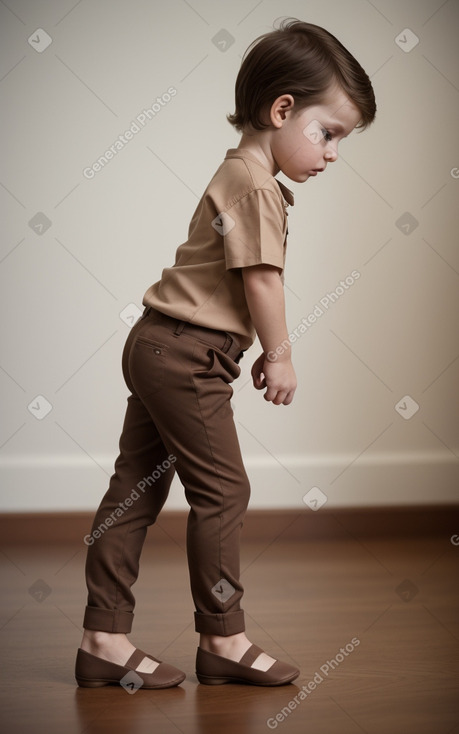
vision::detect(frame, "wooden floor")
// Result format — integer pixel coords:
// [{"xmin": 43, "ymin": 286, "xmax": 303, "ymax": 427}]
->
[{"xmin": 1, "ymin": 511, "xmax": 459, "ymax": 734}]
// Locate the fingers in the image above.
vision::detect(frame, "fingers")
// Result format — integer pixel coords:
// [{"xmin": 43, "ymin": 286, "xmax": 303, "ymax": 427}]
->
[
  {"xmin": 251, "ymin": 354, "xmax": 296, "ymax": 404},
  {"xmin": 263, "ymin": 388, "xmax": 294, "ymax": 405},
  {"xmin": 261, "ymin": 362, "xmax": 296, "ymax": 405}
]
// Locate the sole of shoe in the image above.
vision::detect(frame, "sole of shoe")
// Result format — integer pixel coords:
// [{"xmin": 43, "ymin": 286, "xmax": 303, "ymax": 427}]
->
[{"xmin": 196, "ymin": 672, "xmax": 299, "ymax": 686}]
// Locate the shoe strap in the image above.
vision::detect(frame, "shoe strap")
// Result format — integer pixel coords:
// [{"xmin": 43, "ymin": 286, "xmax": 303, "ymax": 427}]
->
[
  {"xmin": 126, "ymin": 648, "xmax": 160, "ymax": 669},
  {"xmin": 238, "ymin": 644, "xmax": 264, "ymax": 667}
]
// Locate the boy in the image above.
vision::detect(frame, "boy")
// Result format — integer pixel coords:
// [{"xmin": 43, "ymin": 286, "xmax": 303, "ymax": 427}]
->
[{"xmin": 75, "ymin": 18, "xmax": 376, "ymax": 688}]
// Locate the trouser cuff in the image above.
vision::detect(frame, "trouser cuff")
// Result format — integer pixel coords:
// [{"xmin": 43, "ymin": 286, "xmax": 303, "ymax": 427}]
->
[
  {"xmin": 194, "ymin": 610, "xmax": 245, "ymax": 636},
  {"xmin": 83, "ymin": 606, "xmax": 133, "ymax": 633}
]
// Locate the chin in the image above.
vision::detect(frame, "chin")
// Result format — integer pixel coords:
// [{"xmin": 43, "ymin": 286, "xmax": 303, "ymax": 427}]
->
[{"xmin": 285, "ymin": 171, "xmax": 308, "ymax": 183}]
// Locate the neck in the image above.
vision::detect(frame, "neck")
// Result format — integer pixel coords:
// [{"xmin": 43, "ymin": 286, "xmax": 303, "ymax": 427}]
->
[{"xmin": 236, "ymin": 132, "xmax": 278, "ymax": 176}]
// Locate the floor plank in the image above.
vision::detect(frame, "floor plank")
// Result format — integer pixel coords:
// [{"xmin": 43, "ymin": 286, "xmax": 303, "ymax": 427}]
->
[{"xmin": 1, "ymin": 526, "xmax": 458, "ymax": 733}]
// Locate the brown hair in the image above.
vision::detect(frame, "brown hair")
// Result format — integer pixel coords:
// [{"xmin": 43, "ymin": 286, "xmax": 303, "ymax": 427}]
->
[{"xmin": 227, "ymin": 19, "xmax": 376, "ymax": 132}]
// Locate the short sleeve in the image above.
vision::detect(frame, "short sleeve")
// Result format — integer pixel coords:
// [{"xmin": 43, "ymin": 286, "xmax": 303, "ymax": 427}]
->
[{"xmin": 223, "ymin": 188, "xmax": 287, "ymax": 271}]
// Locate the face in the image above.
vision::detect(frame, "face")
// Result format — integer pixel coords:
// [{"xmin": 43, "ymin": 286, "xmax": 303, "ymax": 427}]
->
[{"xmin": 270, "ymin": 87, "xmax": 362, "ymax": 183}]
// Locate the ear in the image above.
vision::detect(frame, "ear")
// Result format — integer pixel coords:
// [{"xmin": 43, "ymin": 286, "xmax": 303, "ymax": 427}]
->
[{"xmin": 269, "ymin": 94, "xmax": 295, "ymax": 128}]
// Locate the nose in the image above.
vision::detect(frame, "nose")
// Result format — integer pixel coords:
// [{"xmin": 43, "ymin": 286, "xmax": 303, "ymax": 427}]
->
[{"xmin": 324, "ymin": 143, "xmax": 338, "ymax": 163}]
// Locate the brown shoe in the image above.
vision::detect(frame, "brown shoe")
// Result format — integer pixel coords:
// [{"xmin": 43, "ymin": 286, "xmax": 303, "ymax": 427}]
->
[
  {"xmin": 196, "ymin": 644, "xmax": 300, "ymax": 686},
  {"xmin": 75, "ymin": 648, "xmax": 186, "ymax": 689}
]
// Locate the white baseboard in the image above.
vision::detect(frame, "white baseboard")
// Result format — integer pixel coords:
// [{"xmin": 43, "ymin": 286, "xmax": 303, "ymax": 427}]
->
[{"xmin": 1, "ymin": 453, "xmax": 458, "ymax": 511}]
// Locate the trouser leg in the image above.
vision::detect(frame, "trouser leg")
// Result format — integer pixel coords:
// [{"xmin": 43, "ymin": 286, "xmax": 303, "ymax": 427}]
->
[
  {"xmin": 83, "ymin": 309, "xmax": 250, "ymax": 637},
  {"xmin": 83, "ymin": 315, "xmax": 175, "ymax": 633},
  {"xmin": 126, "ymin": 313, "xmax": 250, "ymax": 636}
]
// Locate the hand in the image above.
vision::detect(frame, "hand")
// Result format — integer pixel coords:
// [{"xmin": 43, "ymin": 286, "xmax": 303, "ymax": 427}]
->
[{"xmin": 251, "ymin": 352, "xmax": 297, "ymax": 405}]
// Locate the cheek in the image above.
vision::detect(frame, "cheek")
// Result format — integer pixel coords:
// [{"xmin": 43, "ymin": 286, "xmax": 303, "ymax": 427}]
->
[
  {"xmin": 284, "ymin": 136, "xmax": 312, "ymax": 165},
  {"xmin": 290, "ymin": 138, "xmax": 316, "ymax": 167},
  {"xmin": 294, "ymin": 123, "xmax": 318, "ymax": 154}
]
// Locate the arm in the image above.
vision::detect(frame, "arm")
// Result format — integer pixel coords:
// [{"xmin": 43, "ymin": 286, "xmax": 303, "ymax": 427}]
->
[{"xmin": 242, "ymin": 264, "xmax": 297, "ymax": 405}]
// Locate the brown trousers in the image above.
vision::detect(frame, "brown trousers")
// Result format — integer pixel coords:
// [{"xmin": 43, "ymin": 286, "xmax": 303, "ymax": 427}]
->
[{"xmin": 83, "ymin": 307, "xmax": 250, "ymax": 636}]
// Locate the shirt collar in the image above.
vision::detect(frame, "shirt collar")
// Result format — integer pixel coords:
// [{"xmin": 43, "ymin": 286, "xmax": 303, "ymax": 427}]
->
[
  {"xmin": 275, "ymin": 180, "xmax": 295, "ymax": 207},
  {"xmin": 225, "ymin": 148, "xmax": 295, "ymax": 207}
]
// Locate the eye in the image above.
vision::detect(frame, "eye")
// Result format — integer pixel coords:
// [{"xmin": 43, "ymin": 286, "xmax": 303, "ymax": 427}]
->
[{"xmin": 321, "ymin": 128, "xmax": 333, "ymax": 142}]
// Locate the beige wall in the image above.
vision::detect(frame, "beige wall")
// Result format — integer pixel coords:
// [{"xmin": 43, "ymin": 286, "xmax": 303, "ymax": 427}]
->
[{"xmin": 1, "ymin": 0, "xmax": 458, "ymax": 511}]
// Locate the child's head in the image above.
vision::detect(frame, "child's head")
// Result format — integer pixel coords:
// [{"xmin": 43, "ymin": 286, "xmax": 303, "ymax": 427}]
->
[{"xmin": 228, "ymin": 19, "xmax": 376, "ymax": 134}]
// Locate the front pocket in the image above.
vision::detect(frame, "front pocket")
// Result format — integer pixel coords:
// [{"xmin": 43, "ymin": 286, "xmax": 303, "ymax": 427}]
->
[
  {"xmin": 192, "ymin": 341, "xmax": 241, "ymax": 384},
  {"xmin": 129, "ymin": 337, "xmax": 168, "ymax": 398}
]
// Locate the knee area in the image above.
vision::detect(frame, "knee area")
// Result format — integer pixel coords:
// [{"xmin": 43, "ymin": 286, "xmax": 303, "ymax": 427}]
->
[
  {"xmin": 225, "ymin": 476, "xmax": 251, "ymax": 516},
  {"xmin": 240, "ymin": 477, "xmax": 251, "ymax": 510}
]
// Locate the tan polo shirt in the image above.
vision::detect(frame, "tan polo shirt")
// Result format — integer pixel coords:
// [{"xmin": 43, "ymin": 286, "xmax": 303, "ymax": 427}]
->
[{"xmin": 142, "ymin": 148, "xmax": 294, "ymax": 351}]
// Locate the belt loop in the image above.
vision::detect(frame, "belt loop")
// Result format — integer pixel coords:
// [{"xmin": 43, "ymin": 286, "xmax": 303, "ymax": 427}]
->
[{"xmin": 174, "ymin": 320, "xmax": 186, "ymax": 336}]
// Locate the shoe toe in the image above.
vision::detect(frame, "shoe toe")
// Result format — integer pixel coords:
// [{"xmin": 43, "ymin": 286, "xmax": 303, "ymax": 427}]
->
[{"xmin": 141, "ymin": 661, "xmax": 186, "ymax": 688}]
